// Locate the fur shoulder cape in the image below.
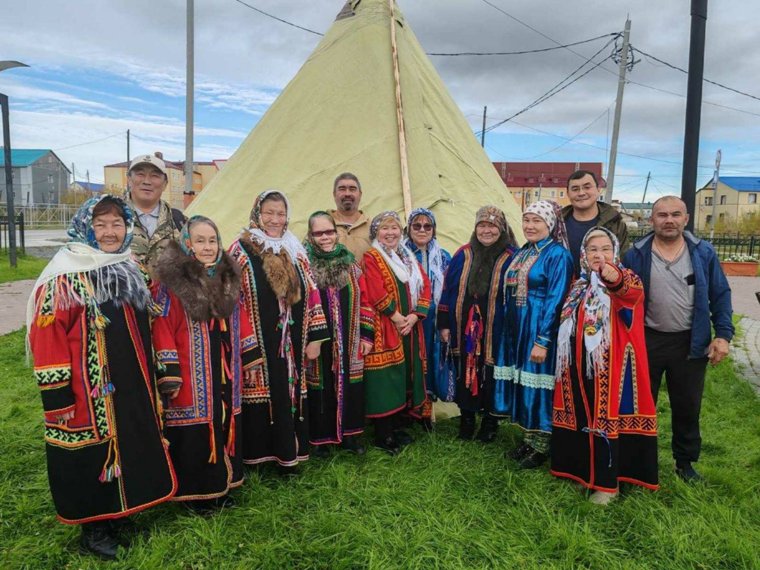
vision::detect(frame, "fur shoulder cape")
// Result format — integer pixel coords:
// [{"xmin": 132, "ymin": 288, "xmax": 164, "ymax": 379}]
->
[{"xmin": 155, "ymin": 240, "xmax": 241, "ymax": 321}]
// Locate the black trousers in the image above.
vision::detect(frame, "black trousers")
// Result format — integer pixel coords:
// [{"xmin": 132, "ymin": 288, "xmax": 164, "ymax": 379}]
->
[{"xmin": 645, "ymin": 328, "xmax": 708, "ymax": 463}]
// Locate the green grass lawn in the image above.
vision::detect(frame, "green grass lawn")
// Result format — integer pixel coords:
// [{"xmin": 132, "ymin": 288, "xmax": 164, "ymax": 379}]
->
[
  {"xmin": 1, "ymin": 329, "xmax": 759, "ymax": 569},
  {"xmin": 0, "ymin": 253, "xmax": 48, "ymax": 284}
]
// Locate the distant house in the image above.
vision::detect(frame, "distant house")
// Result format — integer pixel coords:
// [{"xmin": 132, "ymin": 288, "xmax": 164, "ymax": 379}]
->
[
  {"xmin": 620, "ymin": 202, "xmax": 654, "ymax": 221},
  {"xmin": 695, "ymin": 176, "xmax": 760, "ymax": 231},
  {"xmin": 0, "ymin": 148, "xmax": 71, "ymax": 206},
  {"xmin": 492, "ymin": 162, "xmax": 607, "ymax": 209},
  {"xmin": 71, "ymin": 180, "xmax": 105, "ymax": 194}
]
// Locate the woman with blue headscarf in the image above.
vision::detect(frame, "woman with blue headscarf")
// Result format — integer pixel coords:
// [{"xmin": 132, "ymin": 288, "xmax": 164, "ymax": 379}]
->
[
  {"xmin": 27, "ymin": 195, "xmax": 176, "ymax": 560},
  {"xmin": 404, "ymin": 208, "xmax": 451, "ymax": 425},
  {"xmin": 151, "ymin": 216, "xmax": 255, "ymax": 511}
]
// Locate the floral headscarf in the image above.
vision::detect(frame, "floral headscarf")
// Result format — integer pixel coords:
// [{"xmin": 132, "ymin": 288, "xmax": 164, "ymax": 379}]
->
[
  {"xmin": 370, "ymin": 211, "xmax": 425, "ymax": 307},
  {"xmin": 180, "ymin": 215, "xmax": 224, "ymax": 276},
  {"xmin": 524, "ymin": 200, "xmax": 569, "ymax": 249},
  {"xmin": 474, "ymin": 205, "xmax": 507, "ymax": 234},
  {"xmin": 506, "ymin": 200, "xmax": 569, "ymax": 306},
  {"xmin": 405, "ymin": 208, "xmax": 445, "ymax": 304},
  {"xmin": 249, "ymin": 189, "xmax": 290, "ymax": 233},
  {"xmin": 556, "ymin": 226, "xmax": 621, "ymax": 383},
  {"xmin": 68, "ymin": 194, "xmax": 135, "ymax": 254},
  {"xmin": 370, "ymin": 210, "xmax": 402, "ymax": 241},
  {"xmin": 244, "ymin": 189, "xmax": 306, "ymax": 265}
]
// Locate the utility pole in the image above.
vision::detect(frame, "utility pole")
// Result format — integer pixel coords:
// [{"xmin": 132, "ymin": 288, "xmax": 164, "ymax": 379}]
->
[
  {"xmin": 709, "ymin": 149, "xmax": 721, "ymax": 238},
  {"xmin": 481, "ymin": 106, "xmax": 487, "ymax": 147},
  {"xmin": 0, "ymin": 60, "xmax": 28, "ymax": 268},
  {"xmin": 185, "ymin": 0, "xmax": 195, "ymax": 202},
  {"xmin": 640, "ymin": 171, "xmax": 651, "ymax": 222},
  {"xmin": 126, "ymin": 129, "xmax": 130, "ymax": 163},
  {"xmin": 682, "ymin": 0, "xmax": 708, "ymax": 233},
  {"xmin": 604, "ymin": 18, "xmax": 631, "ymax": 204}
]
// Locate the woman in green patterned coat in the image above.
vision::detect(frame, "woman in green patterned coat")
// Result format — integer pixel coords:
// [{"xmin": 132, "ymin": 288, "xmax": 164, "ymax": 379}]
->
[{"xmin": 27, "ymin": 195, "xmax": 176, "ymax": 560}]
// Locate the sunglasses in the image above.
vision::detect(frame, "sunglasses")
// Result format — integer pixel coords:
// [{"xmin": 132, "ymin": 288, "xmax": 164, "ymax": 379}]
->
[
  {"xmin": 311, "ymin": 229, "xmax": 337, "ymax": 238},
  {"xmin": 411, "ymin": 223, "xmax": 433, "ymax": 231}
]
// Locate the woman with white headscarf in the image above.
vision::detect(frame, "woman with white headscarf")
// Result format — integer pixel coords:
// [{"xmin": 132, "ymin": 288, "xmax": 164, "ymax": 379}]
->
[
  {"xmin": 27, "ymin": 195, "xmax": 175, "ymax": 559},
  {"xmin": 227, "ymin": 190, "xmax": 329, "ymax": 471},
  {"xmin": 362, "ymin": 211, "xmax": 431, "ymax": 455},
  {"xmin": 494, "ymin": 200, "xmax": 573, "ymax": 469},
  {"xmin": 551, "ymin": 226, "xmax": 658, "ymax": 504}
]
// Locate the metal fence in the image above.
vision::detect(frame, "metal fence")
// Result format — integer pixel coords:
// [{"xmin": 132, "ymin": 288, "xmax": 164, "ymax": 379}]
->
[
  {"xmin": 0, "ymin": 212, "xmax": 25, "ymax": 254},
  {"xmin": 0, "ymin": 203, "xmax": 78, "ymax": 229},
  {"xmin": 629, "ymin": 229, "xmax": 760, "ymax": 259}
]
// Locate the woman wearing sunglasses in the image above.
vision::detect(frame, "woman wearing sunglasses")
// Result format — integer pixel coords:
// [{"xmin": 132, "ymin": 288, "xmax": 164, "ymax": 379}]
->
[
  {"xmin": 404, "ymin": 209, "xmax": 452, "ymax": 424},
  {"xmin": 303, "ymin": 212, "xmax": 375, "ymax": 457}
]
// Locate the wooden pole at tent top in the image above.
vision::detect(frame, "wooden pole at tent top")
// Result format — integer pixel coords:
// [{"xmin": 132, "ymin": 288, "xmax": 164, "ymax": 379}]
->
[{"xmin": 389, "ymin": 0, "xmax": 412, "ymax": 220}]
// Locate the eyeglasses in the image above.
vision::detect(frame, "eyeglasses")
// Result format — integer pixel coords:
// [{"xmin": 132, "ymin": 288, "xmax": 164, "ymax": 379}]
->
[
  {"xmin": 311, "ymin": 229, "xmax": 337, "ymax": 238},
  {"xmin": 411, "ymin": 223, "xmax": 433, "ymax": 231},
  {"xmin": 586, "ymin": 246, "xmax": 614, "ymax": 254}
]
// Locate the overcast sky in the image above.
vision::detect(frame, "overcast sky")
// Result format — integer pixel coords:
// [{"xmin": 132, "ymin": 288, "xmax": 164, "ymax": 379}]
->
[{"xmin": 1, "ymin": 0, "xmax": 759, "ymax": 201}]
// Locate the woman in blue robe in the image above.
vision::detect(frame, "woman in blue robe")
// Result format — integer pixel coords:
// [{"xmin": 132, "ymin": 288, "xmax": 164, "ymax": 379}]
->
[
  {"xmin": 404, "ymin": 208, "xmax": 451, "ymax": 427},
  {"xmin": 438, "ymin": 206, "xmax": 517, "ymax": 442},
  {"xmin": 494, "ymin": 200, "xmax": 573, "ymax": 468}
]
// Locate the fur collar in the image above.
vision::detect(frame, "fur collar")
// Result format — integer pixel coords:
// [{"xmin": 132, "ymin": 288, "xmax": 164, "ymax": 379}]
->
[
  {"xmin": 155, "ymin": 241, "xmax": 241, "ymax": 321},
  {"xmin": 239, "ymin": 231, "xmax": 302, "ymax": 306}
]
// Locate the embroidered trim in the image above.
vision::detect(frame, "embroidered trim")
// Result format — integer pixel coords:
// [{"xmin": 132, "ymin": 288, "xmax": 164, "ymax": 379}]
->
[
  {"xmin": 35, "ymin": 365, "xmax": 72, "ymax": 387},
  {"xmin": 493, "ymin": 365, "xmax": 555, "ymax": 390}
]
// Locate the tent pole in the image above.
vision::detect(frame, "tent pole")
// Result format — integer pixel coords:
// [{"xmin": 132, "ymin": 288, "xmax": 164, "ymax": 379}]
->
[{"xmin": 389, "ymin": 0, "xmax": 412, "ymax": 220}]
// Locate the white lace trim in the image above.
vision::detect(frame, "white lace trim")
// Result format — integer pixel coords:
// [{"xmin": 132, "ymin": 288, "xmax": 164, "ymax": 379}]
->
[{"xmin": 493, "ymin": 365, "xmax": 555, "ymax": 390}]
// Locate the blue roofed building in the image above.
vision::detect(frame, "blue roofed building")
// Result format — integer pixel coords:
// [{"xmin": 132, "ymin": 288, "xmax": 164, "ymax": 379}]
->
[
  {"xmin": 0, "ymin": 148, "xmax": 71, "ymax": 206},
  {"xmin": 71, "ymin": 180, "xmax": 105, "ymax": 193},
  {"xmin": 695, "ymin": 176, "xmax": 760, "ymax": 230}
]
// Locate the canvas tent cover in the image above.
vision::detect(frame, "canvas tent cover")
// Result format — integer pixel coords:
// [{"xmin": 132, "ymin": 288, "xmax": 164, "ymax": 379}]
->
[{"xmin": 187, "ymin": 0, "xmax": 523, "ymax": 251}]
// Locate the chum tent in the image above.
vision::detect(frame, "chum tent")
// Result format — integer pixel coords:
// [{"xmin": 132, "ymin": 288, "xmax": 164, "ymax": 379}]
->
[{"xmin": 186, "ymin": 0, "xmax": 524, "ymax": 251}]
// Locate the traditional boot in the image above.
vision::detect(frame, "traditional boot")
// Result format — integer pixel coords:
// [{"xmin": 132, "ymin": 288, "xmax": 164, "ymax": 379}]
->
[
  {"xmin": 476, "ymin": 413, "xmax": 499, "ymax": 443},
  {"xmin": 458, "ymin": 411, "xmax": 476, "ymax": 440},
  {"xmin": 80, "ymin": 522, "xmax": 120, "ymax": 560}
]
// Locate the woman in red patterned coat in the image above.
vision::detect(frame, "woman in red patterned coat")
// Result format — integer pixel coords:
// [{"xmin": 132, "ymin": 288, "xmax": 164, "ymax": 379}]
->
[
  {"xmin": 27, "ymin": 195, "xmax": 176, "ymax": 559},
  {"xmin": 362, "ymin": 211, "xmax": 432, "ymax": 455},
  {"xmin": 551, "ymin": 227, "xmax": 658, "ymax": 505},
  {"xmin": 151, "ymin": 216, "xmax": 260, "ymax": 510}
]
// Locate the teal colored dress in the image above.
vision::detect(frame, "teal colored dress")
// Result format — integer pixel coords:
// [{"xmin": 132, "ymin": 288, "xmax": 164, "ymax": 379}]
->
[{"xmin": 494, "ymin": 237, "xmax": 573, "ymax": 435}]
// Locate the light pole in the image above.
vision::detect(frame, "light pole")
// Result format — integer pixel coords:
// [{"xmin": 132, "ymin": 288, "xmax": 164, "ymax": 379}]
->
[
  {"xmin": 0, "ymin": 60, "xmax": 29, "ymax": 268},
  {"xmin": 709, "ymin": 149, "xmax": 721, "ymax": 239}
]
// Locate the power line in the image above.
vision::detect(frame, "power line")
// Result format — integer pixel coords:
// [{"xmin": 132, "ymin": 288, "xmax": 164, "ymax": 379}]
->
[
  {"xmin": 478, "ymin": 0, "xmax": 621, "ymax": 80},
  {"xmin": 517, "ymin": 105, "xmax": 612, "ymax": 159},
  {"xmin": 427, "ymin": 33, "xmax": 616, "ymax": 56},
  {"xmin": 54, "ymin": 132, "xmax": 124, "ymax": 152},
  {"xmin": 625, "ymin": 79, "xmax": 760, "ymax": 118},
  {"xmin": 493, "ymin": 117, "xmax": 713, "ymax": 170},
  {"xmin": 480, "ymin": 36, "xmax": 617, "ymax": 135},
  {"xmin": 632, "ymin": 46, "xmax": 760, "ymax": 103},
  {"xmin": 231, "ymin": 0, "xmax": 323, "ymax": 37}
]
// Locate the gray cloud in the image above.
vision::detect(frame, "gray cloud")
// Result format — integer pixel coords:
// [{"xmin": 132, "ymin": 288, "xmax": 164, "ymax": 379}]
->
[{"xmin": 1, "ymin": 0, "xmax": 759, "ymax": 188}]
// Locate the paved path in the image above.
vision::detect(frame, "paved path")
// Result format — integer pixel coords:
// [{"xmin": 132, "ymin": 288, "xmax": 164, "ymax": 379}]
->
[
  {"xmin": 23, "ymin": 229, "xmax": 69, "ymax": 247},
  {"xmin": 727, "ymin": 276, "xmax": 760, "ymax": 320},
  {"xmin": 733, "ymin": 317, "xmax": 760, "ymax": 396},
  {"xmin": 0, "ymin": 279, "xmax": 35, "ymax": 335}
]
